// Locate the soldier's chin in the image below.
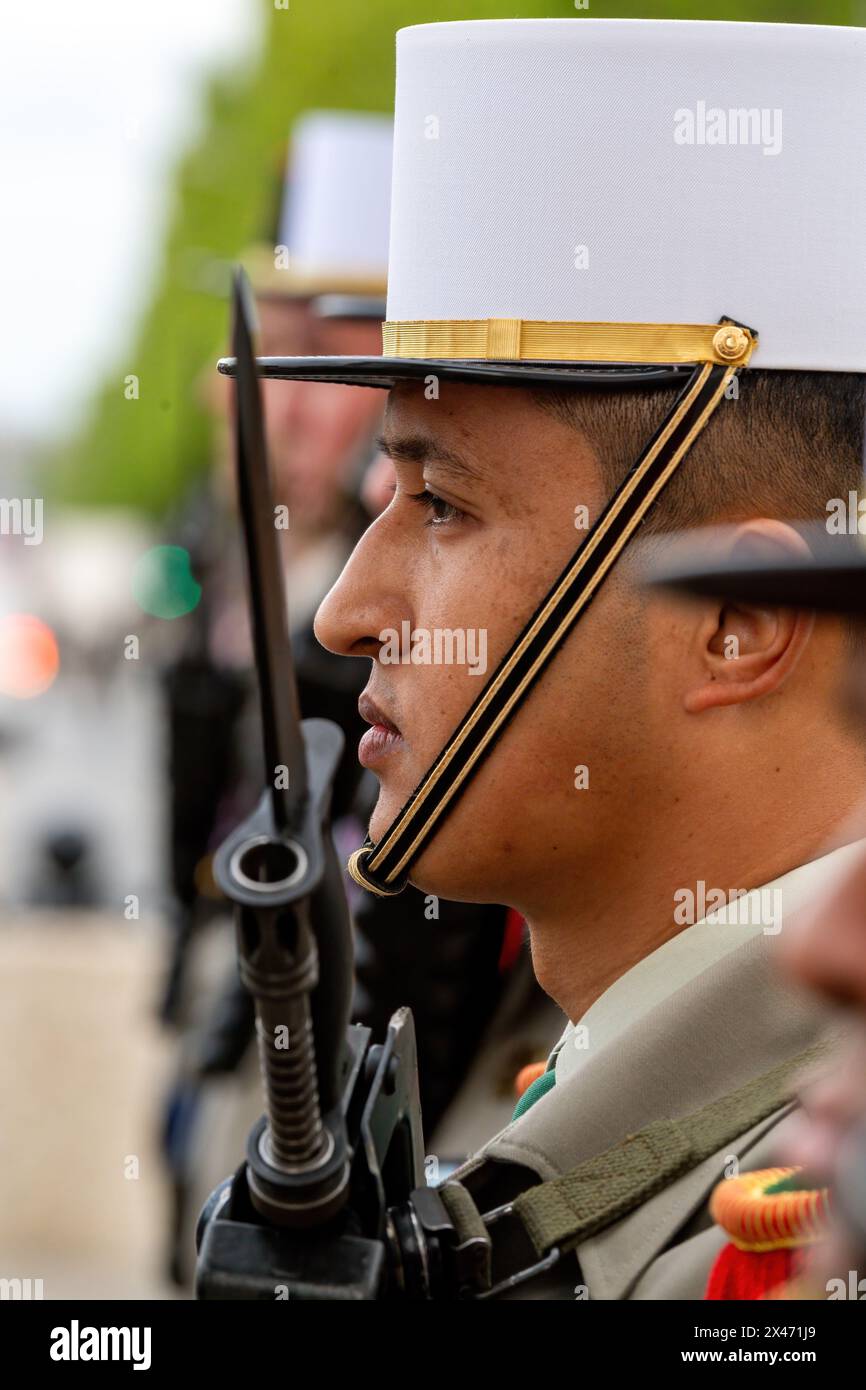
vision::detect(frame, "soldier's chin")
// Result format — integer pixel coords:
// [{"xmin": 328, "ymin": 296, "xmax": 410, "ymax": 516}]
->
[
  {"xmin": 367, "ymin": 794, "xmax": 499, "ymax": 904},
  {"xmin": 367, "ymin": 788, "xmax": 401, "ymax": 846}
]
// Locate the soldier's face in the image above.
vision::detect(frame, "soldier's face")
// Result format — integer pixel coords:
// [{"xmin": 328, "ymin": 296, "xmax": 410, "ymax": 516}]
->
[
  {"xmin": 315, "ymin": 382, "xmax": 686, "ymax": 905},
  {"xmin": 258, "ymin": 303, "xmax": 382, "ymax": 533}
]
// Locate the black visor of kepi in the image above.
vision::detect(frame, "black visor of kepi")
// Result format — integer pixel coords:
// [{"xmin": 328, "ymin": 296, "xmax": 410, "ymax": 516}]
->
[
  {"xmin": 646, "ymin": 521, "xmax": 866, "ymax": 617},
  {"xmin": 217, "ymin": 355, "xmax": 696, "ymax": 391}
]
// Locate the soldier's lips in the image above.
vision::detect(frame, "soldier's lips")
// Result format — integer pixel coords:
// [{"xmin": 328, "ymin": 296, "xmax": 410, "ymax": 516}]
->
[{"xmin": 358, "ymin": 692, "xmax": 404, "ymax": 768}]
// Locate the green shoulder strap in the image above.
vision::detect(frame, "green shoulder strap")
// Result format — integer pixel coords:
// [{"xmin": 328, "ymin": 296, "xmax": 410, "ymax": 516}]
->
[
  {"xmin": 510, "ymin": 1040, "xmax": 830, "ymax": 1258},
  {"xmin": 440, "ymin": 1039, "xmax": 831, "ymax": 1286}
]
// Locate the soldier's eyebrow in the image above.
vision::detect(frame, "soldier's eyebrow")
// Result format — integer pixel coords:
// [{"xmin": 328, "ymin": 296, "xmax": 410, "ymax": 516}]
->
[{"xmin": 375, "ymin": 432, "xmax": 485, "ymax": 485}]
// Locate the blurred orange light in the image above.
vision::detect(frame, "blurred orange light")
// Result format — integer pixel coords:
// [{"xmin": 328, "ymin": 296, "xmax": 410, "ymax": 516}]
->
[{"xmin": 0, "ymin": 614, "xmax": 60, "ymax": 698}]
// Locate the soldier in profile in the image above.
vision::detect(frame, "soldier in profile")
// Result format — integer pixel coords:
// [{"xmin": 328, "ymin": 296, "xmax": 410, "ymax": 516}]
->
[{"xmin": 245, "ymin": 17, "xmax": 866, "ymax": 1296}]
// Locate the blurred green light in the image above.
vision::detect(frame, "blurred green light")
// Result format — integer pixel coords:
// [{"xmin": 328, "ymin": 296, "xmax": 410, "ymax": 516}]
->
[{"xmin": 132, "ymin": 545, "xmax": 202, "ymax": 619}]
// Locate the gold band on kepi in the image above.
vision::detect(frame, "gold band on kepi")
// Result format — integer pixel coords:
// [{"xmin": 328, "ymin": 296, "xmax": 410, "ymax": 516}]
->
[
  {"xmin": 217, "ymin": 319, "xmax": 755, "ymax": 389},
  {"xmin": 382, "ymin": 320, "xmax": 753, "ymax": 367},
  {"xmin": 349, "ymin": 318, "xmax": 758, "ymax": 897}
]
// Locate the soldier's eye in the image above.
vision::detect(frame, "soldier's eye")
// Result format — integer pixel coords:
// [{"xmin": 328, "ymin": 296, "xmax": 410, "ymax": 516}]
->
[{"xmin": 407, "ymin": 489, "xmax": 465, "ymax": 528}]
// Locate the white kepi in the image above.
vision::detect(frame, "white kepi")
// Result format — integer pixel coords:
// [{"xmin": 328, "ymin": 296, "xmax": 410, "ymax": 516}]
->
[
  {"xmin": 230, "ymin": 17, "xmax": 865, "ymax": 384},
  {"xmin": 246, "ymin": 109, "xmax": 393, "ymax": 300}
]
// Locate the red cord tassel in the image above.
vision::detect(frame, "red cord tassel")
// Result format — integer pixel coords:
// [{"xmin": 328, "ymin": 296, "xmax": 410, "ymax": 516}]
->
[{"xmin": 706, "ymin": 1243, "xmax": 795, "ymax": 1300}]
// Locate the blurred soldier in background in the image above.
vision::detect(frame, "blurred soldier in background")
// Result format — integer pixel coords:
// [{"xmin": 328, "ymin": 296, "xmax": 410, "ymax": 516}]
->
[
  {"xmin": 159, "ymin": 110, "xmax": 559, "ymax": 1284},
  {"xmin": 157, "ymin": 112, "xmax": 389, "ymax": 1038}
]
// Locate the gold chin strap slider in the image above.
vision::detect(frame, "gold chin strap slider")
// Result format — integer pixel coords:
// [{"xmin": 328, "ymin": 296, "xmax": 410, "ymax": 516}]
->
[
  {"xmin": 347, "ymin": 846, "xmax": 405, "ymax": 898},
  {"xmin": 712, "ymin": 325, "xmax": 751, "ymax": 364}
]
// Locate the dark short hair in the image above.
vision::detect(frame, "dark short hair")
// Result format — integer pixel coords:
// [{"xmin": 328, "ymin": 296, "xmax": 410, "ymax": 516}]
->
[{"xmin": 534, "ymin": 370, "xmax": 866, "ymax": 534}]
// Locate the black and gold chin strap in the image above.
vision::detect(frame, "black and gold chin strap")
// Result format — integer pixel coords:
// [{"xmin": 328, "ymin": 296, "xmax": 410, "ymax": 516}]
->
[{"xmin": 349, "ymin": 316, "xmax": 757, "ymax": 897}]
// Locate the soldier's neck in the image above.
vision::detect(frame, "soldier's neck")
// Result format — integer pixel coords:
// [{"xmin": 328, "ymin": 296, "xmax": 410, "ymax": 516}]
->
[{"xmin": 522, "ymin": 804, "xmax": 866, "ymax": 1025}]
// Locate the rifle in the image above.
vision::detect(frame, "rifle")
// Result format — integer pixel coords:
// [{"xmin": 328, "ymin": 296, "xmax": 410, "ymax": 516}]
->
[{"xmin": 195, "ymin": 272, "xmax": 487, "ymax": 1300}]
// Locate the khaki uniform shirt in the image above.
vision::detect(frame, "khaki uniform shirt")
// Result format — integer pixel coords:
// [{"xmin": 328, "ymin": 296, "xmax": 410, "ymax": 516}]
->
[{"xmin": 452, "ymin": 843, "xmax": 862, "ymax": 1299}]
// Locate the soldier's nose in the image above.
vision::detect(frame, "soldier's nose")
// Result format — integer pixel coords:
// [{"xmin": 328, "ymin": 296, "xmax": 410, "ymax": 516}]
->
[
  {"xmin": 314, "ymin": 582, "xmax": 377, "ymax": 659},
  {"xmin": 314, "ymin": 534, "xmax": 399, "ymax": 662}
]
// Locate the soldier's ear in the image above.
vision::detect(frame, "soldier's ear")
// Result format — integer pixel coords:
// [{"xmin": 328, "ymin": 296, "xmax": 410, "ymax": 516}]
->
[{"xmin": 682, "ymin": 521, "xmax": 815, "ymax": 715}]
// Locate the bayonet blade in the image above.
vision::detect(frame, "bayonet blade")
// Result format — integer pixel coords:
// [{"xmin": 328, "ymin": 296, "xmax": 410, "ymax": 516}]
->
[{"xmin": 231, "ymin": 268, "xmax": 308, "ymax": 829}]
